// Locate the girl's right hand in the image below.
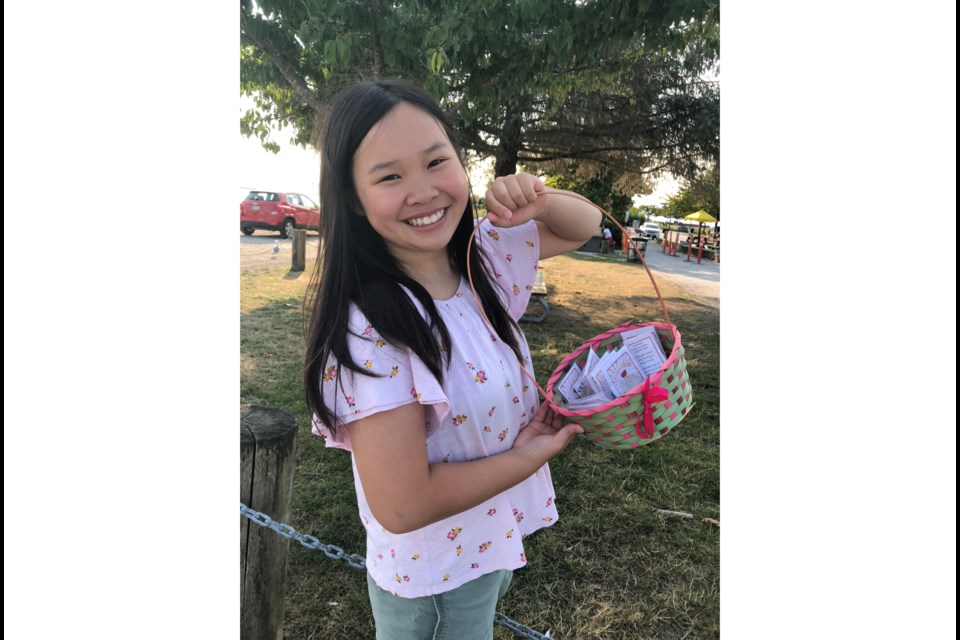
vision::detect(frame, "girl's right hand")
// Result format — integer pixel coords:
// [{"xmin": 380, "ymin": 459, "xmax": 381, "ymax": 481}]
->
[
  {"xmin": 484, "ymin": 173, "xmax": 549, "ymax": 228},
  {"xmin": 511, "ymin": 401, "xmax": 584, "ymax": 464}
]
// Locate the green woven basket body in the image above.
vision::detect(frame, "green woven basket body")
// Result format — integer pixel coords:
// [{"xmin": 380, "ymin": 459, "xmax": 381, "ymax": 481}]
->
[{"xmin": 545, "ymin": 322, "xmax": 693, "ymax": 449}]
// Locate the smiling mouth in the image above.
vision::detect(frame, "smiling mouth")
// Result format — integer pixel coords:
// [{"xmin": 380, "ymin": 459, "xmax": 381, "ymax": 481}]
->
[{"xmin": 406, "ymin": 207, "xmax": 447, "ymax": 227}]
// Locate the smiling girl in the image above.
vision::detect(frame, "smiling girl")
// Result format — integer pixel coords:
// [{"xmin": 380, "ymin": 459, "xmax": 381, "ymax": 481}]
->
[{"xmin": 304, "ymin": 79, "xmax": 600, "ymax": 639}]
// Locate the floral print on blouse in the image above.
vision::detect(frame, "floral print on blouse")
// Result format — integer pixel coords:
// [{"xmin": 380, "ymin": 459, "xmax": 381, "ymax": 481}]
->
[{"xmin": 312, "ymin": 219, "xmax": 560, "ymax": 598}]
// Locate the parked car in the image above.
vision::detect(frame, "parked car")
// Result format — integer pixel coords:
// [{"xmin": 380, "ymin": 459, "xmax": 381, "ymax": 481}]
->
[
  {"xmin": 240, "ymin": 191, "xmax": 320, "ymax": 237},
  {"xmin": 639, "ymin": 222, "xmax": 662, "ymax": 241}
]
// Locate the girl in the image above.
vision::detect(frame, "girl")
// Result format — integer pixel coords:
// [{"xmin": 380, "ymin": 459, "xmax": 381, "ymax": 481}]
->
[{"xmin": 304, "ymin": 79, "xmax": 600, "ymax": 639}]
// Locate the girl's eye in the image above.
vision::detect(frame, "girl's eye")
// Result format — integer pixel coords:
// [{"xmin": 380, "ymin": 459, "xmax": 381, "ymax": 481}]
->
[
  {"xmin": 428, "ymin": 158, "xmax": 447, "ymax": 168},
  {"xmin": 377, "ymin": 174, "xmax": 401, "ymax": 183}
]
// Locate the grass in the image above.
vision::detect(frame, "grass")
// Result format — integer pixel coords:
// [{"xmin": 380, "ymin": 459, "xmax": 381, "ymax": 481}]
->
[{"xmin": 241, "ymin": 253, "xmax": 719, "ymax": 639}]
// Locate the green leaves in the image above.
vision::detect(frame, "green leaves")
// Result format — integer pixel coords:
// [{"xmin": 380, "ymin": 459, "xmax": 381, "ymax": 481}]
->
[
  {"xmin": 241, "ymin": 0, "xmax": 720, "ymax": 183},
  {"xmin": 323, "ymin": 35, "xmax": 353, "ymax": 69},
  {"xmin": 423, "ymin": 73, "xmax": 447, "ymax": 99},
  {"xmin": 427, "ymin": 48, "xmax": 445, "ymax": 75},
  {"xmin": 660, "ymin": 164, "xmax": 720, "ymax": 220}
]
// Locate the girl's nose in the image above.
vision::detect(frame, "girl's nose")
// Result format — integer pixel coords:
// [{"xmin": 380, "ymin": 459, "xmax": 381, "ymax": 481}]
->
[{"xmin": 405, "ymin": 175, "xmax": 439, "ymax": 206}]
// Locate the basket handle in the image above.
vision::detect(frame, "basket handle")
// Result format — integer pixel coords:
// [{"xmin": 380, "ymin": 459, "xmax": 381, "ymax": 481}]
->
[{"xmin": 465, "ymin": 189, "xmax": 673, "ymax": 406}]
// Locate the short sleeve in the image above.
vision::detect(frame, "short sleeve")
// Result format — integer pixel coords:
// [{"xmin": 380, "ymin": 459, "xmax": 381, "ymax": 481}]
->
[
  {"xmin": 311, "ymin": 307, "xmax": 450, "ymax": 451},
  {"xmin": 477, "ymin": 218, "xmax": 540, "ymax": 321}
]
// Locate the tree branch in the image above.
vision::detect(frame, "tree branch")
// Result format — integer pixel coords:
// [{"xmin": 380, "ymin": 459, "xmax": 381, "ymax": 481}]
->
[{"xmin": 241, "ymin": 20, "xmax": 323, "ymax": 113}]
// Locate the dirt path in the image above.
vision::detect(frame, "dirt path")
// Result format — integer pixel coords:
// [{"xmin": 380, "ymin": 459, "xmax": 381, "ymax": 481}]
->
[
  {"xmin": 572, "ymin": 242, "xmax": 720, "ymax": 309},
  {"xmin": 631, "ymin": 242, "xmax": 719, "ymax": 309}
]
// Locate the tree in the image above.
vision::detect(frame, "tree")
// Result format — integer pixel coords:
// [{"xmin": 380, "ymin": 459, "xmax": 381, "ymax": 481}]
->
[
  {"xmin": 241, "ymin": 0, "xmax": 719, "ymax": 188},
  {"xmin": 659, "ymin": 163, "xmax": 719, "ymax": 219},
  {"xmin": 685, "ymin": 164, "xmax": 720, "ymax": 219},
  {"xmin": 629, "ymin": 204, "xmax": 662, "ymax": 224}
]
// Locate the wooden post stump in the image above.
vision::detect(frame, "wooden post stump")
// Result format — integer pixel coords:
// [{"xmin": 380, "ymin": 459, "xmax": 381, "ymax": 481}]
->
[
  {"xmin": 241, "ymin": 406, "xmax": 298, "ymax": 640},
  {"xmin": 291, "ymin": 229, "xmax": 306, "ymax": 272}
]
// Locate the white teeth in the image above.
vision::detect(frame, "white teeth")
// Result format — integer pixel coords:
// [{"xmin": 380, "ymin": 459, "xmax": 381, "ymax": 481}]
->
[{"xmin": 407, "ymin": 208, "xmax": 446, "ymax": 227}]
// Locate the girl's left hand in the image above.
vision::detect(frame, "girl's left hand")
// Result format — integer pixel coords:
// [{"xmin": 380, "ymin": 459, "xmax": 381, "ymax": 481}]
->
[
  {"xmin": 511, "ymin": 401, "xmax": 583, "ymax": 464},
  {"xmin": 484, "ymin": 173, "xmax": 549, "ymax": 228}
]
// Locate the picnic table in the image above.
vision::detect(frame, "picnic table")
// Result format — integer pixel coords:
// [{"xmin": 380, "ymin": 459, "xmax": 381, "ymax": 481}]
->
[
  {"xmin": 678, "ymin": 242, "xmax": 718, "ymax": 261},
  {"xmin": 520, "ymin": 266, "xmax": 549, "ymax": 323}
]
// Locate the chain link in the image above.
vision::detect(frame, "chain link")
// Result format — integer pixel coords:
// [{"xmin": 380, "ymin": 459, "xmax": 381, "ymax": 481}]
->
[
  {"xmin": 494, "ymin": 613, "xmax": 553, "ymax": 639},
  {"xmin": 242, "ymin": 237, "xmax": 294, "ymax": 256},
  {"xmin": 241, "ymin": 503, "xmax": 550, "ymax": 638},
  {"xmin": 241, "ymin": 503, "xmax": 367, "ymax": 569}
]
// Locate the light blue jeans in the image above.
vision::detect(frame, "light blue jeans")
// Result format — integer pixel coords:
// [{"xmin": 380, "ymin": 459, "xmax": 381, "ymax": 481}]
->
[{"xmin": 366, "ymin": 569, "xmax": 513, "ymax": 640}]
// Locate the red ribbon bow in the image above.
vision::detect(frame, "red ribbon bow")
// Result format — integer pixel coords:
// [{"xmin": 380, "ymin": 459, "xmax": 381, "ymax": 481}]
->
[{"xmin": 634, "ymin": 378, "xmax": 669, "ymax": 439}]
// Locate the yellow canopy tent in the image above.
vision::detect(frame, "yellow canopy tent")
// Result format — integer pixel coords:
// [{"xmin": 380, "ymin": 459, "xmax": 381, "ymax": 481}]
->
[{"xmin": 682, "ymin": 210, "xmax": 718, "ymax": 242}]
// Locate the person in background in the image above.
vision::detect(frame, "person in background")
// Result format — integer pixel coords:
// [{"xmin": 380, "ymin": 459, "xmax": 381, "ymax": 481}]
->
[{"xmin": 601, "ymin": 226, "xmax": 614, "ymax": 254}]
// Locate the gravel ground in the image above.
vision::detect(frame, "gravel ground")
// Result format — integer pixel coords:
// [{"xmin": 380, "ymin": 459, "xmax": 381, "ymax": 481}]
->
[
  {"xmin": 239, "ymin": 231, "xmax": 320, "ymax": 271},
  {"xmin": 240, "ymin": 233, "xmax": 719, "ymax": 309},
  {"xmin": 629, "ymin": 241, "xmax": 719, "ymax": 309}
]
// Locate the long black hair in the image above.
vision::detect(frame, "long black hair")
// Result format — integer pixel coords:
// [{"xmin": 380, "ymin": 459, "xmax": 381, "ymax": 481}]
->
[{"xmin": 304, "ymin": 79, "xmax": 524, "ymax": 432}]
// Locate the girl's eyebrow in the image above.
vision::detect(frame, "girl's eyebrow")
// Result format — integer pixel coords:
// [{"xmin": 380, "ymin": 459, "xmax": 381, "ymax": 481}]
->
[{"xmin": 367, "ymin": 141, "xmax": 450, "ymax": 175}]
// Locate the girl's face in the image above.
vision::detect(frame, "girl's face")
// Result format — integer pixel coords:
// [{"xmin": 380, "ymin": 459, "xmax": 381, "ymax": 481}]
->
[{"xmin": 352, "ymin": 103, "xmax": 468, "ymax": 265}]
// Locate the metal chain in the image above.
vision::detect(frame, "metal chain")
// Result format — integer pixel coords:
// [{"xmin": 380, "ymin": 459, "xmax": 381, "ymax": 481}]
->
[
  {"xmin": 241, "ymin": 503, "xmax": 551, "ymax": 638},
  {"xmin": 494, "ymin": 613, "xmax": 552, "ymax": 639},
  {"xmin": 242, "ymin": 237, "xmax": 294, "ymax": 256},
  {"xmin": 241, "ymin": 503, "xmax": 367, "ymax": 569}
]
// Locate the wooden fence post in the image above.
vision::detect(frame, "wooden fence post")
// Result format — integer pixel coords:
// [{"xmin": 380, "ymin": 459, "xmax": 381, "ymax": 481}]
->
[
  {"xmin": 291, "ymin": 230, "xmax": 306, "ymax": 272},
  {"xmin": 241, "ymin": 406, "xmax": 298, "ymax": 640}
]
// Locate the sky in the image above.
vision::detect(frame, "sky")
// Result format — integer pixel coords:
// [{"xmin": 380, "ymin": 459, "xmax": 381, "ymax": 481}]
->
[
  {"xmin": 238, "ymin": 127, "xmax": 320, "ymax": 201},
  {"xmin": 4, "ymin": 2, "xmax": 957, "ymax": 639},
  {"xmin": 238, "ymin": 95, "xmax": 320, "ymax": 200}
]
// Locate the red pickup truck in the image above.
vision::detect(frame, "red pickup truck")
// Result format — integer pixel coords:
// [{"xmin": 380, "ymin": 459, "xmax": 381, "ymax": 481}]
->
[{"xmin": 240, "ymin": 191, "xmax": 321, "ymax": 237}]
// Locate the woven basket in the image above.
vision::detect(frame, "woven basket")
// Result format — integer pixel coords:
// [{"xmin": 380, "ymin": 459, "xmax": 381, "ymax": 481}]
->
[
  {"xmin": 466, "ymin": 189, "xmax": 694, "ymax": 450},
  {"xmin": 544, "ymin": 322, "xmax": 693, "ymax": 449}
]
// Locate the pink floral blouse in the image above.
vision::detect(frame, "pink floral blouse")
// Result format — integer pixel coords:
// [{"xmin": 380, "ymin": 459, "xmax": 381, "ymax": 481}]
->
[{"xmin": 312, "ymin": 219, "xmax": 560, "ymax": 598}]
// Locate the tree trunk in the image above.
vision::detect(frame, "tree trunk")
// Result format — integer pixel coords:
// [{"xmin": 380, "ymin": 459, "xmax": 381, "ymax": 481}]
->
[
  {"xmin": 372, "ymin": 32, "xmax": 384, "ymax": 80},
  {"xmin": 493, "ymin": 113, "xmax": 523, "ymax": 177},
  {"xmin": 370, "ymin": 0, "xmax": 384, "ymax": 80}
]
